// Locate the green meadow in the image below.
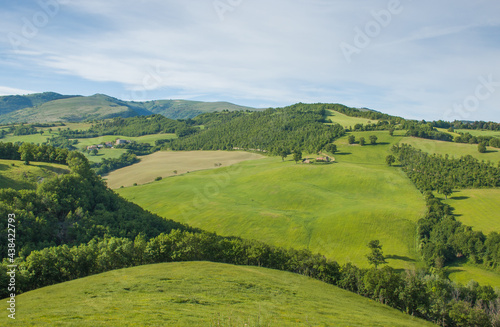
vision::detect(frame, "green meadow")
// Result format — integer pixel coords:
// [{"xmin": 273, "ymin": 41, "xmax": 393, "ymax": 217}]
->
[
  {"xmin": 454, "ymin": 129, "xmax": 500, "ymax": 138},
  {"xmin": 398, "ymin": 136, "xmax": 500, "ymax": 162},
  {"xmin": 74, "ymin": 133, "xmax": 177, "ymax": 147},
  {"xmin": 448, "ymin": 262, "xmax": 500, "ymax": 289},
  {"xmin": 0, "ymin": 159, "xmax": 69, "ymax": 190},
  {"xmin": 442, "ymin": 189, "xmax": 500, "ymax": 234},
  {"xmin": 0, "ymin": 262, "xmax": 432, "ymax": 327},
  {"xmin": 118, "ymin": 131, "xmax": 426, "ymax": 269},
  {"xmin": 327, "ymin": 110, "xmax": 378, "ymax": 128}
]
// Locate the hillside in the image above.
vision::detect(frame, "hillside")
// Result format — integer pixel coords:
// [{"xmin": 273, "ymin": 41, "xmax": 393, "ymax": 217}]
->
[
  {"xmin": 118, "ymin": 131, "xmax": 426, "ymax": 270},
  {"xmin": 0, "ymin": 261, "xmax": 432, "ymax": 326},
  {"xmin": 0, "ymin": 92, "xmax": 257, "ymax": 123},
  {"xmin": 0, "ymin": 159, "xmax": 69, "ymax": 190}
]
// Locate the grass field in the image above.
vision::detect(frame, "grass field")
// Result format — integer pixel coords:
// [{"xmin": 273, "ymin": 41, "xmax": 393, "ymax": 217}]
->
[
  {"xmin": 327, "ymin": 110, "xmax": 378, "ymax": 128},
  {"xmin": 84, "ymin": 148, "xmax": 129, "ymax": 163},
  {"xmin": 455, "ymin": 129, "xmax": 500, "ymax": 138},
  {"xmin": 448, "ymin": 262, "xmax": 500, "ymax": 288},
  {"xmin": 441, "ymin": 189, "xmax": 500, "ymax": 234},
  {"xmin": 74, "ymin": 133, "xmax": 177, "ymax": 147},
  {"xmin": 106, "ymin": 151, "xmax": 265, "ymax": 188},
  {"xmin": 398, "ymin": 137, "xmax": 500, "ymax": 162},
  {"xmin": 0, "ymin": 159, "xmax": 69, "ymax": 190},
  {"xmin": 0, "ymin": 262, "xmax": 432, "ymax": 326},
  {"xmin": 118, "ymin": 135, "xmax": 426, "ymax": 269}
]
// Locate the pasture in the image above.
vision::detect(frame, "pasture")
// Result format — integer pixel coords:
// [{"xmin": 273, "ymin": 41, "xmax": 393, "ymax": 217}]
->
[
  {"xmin": 448, "ymin": 263, "xmax": 500, "ymax": 289},
  {"xmin": 327, "ymin": 110, "xmax": 378, "ymax": 128},
  {"xmin": 106, "ymin": 151, "xmax": 265, "ymax": 189},
  {"xmin": 441, "ymin": 189, "xmax": 500, "ymax": 234},
  {"xmin": 398, "ymin": 137, "xmax": 500, "ymax": 162},
  {"xmin": 0, "ymin": 159, "xmax": 69, "ymax": 190},
  {"xmin": 0, "ymin": 262, "xmax": 432, "ymax": 326},
  {"xmin": 454, "ymin": 129, "xmax": 500, "ymax": 138},
  {"xmin": 118, "ymin": 143, "xmax": 426, "ymax": 269}
]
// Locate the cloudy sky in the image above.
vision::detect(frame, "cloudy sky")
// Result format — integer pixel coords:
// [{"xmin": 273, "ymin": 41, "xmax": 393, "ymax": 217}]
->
[{"xmin": 1, "ymin": 0, "xmax": 500, "ymax": 121}]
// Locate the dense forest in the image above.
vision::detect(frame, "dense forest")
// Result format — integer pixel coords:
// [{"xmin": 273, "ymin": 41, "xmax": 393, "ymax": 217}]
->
[{"xmin": 171, "ymin": 104, "xmax": 345, "ymax": 154}]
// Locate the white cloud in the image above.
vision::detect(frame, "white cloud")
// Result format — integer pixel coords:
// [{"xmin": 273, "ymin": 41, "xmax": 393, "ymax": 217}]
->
[
  {"xmin": 1, "ymin": 0, "xmax": 500, "ymax": 120},
  {"xmin": 0, "ymin": 86, "xmax": 37, "ymax": 96}
]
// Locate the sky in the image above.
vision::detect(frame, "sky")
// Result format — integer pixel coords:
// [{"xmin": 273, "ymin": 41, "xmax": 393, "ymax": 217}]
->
[{"xmin": 1, "ymin": 0, "xmax": 500, "ymax": 122}]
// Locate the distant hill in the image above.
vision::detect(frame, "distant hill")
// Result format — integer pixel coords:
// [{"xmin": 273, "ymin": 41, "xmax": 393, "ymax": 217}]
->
[{"xmin": 0, "ymin": 92, "xmax": 256, "ymax": 123}]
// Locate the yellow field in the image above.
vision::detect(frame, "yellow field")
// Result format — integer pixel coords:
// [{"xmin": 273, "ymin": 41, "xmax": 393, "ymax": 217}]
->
[
  {"xmin": 104, "ymin": 151, "xmax": 265, "ymax": 189},
  {"xmin": 327, "ymin": 110, "xmax": 378, "ymax": 128}
]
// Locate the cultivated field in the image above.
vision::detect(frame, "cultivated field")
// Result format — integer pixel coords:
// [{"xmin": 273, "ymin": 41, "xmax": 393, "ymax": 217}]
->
[
  {"xmin": 0, "ymin": 159, "xmax": 69, "ymax": 190},
  {"xmin": 398, "ymin": 137, "xmax": 500, "ymax": 162},
  {"xmin": 106, "ymin": 151, "xmax": 265, "ymax": 189},
  {"xmin": 0, "ymin": 262, "xmax": 432, "ymax": 327},
  {"xmin": 118, "ymin": 136, "xmax": 426, "ymax": 269}
]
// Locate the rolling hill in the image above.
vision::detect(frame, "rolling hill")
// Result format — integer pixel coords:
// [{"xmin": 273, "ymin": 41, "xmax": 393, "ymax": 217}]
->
[
  {"xmin": 0, "ymin": 159, "xmax": 69, "ymax": 190},
  {"xmin": 0, "ymin": 92, "xmax": 257, "ymax": 123},
  {"xmin": 117, "ymin": 131, "xmax": 426, "ymax": 270},
  {"xmin": 0, "ymin": 261, "xmax": 433, "ymax": 326}
]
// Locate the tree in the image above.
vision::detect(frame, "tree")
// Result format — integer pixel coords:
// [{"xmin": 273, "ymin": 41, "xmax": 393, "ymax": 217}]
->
[
  {"xmin": 324, "ymin": 143, "xmax": 337, "ymax": 154},
  {"xmin": 19, "ymin": 143, "xmax": 35, "ymax": 165},
  {"xmin": 389, "ymin": 129, "xmax": 394, "ymax": 136},
  {"xmin": 369, "ymin": 135, "xmax": 378, "ymax": 145},
  {"xmin": 386, "ymin": 155, "xmax": 396, "ymax": 166},
  {"xmin": 438, "ymin": 185, "xmax": 453, "ymax": 200},
  {"xmin": 173, "ymin": 170, "xmax": 178, "ymax": 175},
  {"xmin": 91, "ymin": 148, "xmax": 98, "ymax": 156},
  {"xmin": 478, "ymin": 142, "xmax": 487, "ymax": 153},
  {"xmin": 292, "ymin": 150, "xmax": 302, "ymax": 163},
  {"xmin": 366, "ymin": 240, "xmax": 387, "ymax": 268},
  {"xmin": 278, "ymin": 148, "xmax": 290, "ymax": 161},
  {"xmin": 348, "ymin": 135, "xmax": 355, "ymax": 144},
  {"xmin": 359, "ymin": 137, "xmax": 365, "ymax": 146}
]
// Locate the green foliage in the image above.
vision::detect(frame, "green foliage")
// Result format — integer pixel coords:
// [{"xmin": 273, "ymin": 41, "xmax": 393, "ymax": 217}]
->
[
  {"xmin": 348, "ymin": 135, "xmax": 356, "ymax": 144},
  {"xmin": 292, "ymin": 149, "xmax": 302, "ymax": 163},
  {"xmin": 324, "ymin": 143, "xmax": 337, "ymax": 154},
  {"xmin": 92, "ymin": 152, "xmax": 140, "ymax": 175},
  {"xmin": 18, "ymin": 142, "xmax": 36, "ymax": 165},
  {"xmin": 366, "ymin": 240, "xmax": 387, "ymax": 268},
  {"xmin": 386, "ymin": 154, "xmax": 396, "ymax": 166},
  {"xmin": 359, "ymin": 137, "xmax": 365, "ymax": 146},
  {"xmin": 478, "ymin": 142, "xmax": 487, "ymax": 153},
  {"xmin": 170, "ymin": 104, "xmax": 345, "ymax": 154},
  {"xmin": 369, "ymin": 135, "xmax": 378, "ymax": 145}
]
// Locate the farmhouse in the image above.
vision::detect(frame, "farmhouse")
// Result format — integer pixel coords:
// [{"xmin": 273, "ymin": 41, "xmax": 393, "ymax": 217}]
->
[
  {"xmin": 116, "ymin": 139, "xmax": 130, "ymax": 145},
  {"xmin": 86, "ymin": 145, "xmax": 97, "ymax": 150}
]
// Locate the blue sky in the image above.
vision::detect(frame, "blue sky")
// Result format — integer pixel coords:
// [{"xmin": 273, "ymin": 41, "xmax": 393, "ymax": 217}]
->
[{"xmin": 1, "ymin": 0, "xmax": 500, "ymax": 121}]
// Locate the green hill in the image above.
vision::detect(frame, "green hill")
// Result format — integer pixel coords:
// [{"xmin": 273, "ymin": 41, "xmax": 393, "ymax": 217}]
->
[
  {"xmin": 0, "ymin": 159, "xmax": 69, "ymax": 190},
  {"xmin": 0, "ymin": 261, "xmax": 432, "ymax": 326},
  {"xmin": 118, "ymin": 131, "xmax": 426, "ymax": 270},
  {"xmin": 0, "ymin": 93, "xmax": 257, "ymax": 123}
]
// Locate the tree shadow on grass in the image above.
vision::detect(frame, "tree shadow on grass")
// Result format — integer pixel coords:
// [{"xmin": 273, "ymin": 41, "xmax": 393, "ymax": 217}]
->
[
  {"xmin": 385, "ymin": 255, "xmax": 415, "ymax": 262},
  {"xmin": 335, "ymin": 152, "xmax": 351, "ymax": 156},
  {"xmin": 450, "ymin": 196, "xmax": 469, "ymax": 200}
]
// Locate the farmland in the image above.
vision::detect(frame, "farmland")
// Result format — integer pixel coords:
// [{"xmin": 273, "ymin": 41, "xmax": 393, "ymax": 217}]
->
[
  {"xmin": 0, "ymin": 262, "xmax": 432, "ymax": 327},
  {"xmin": 118, "ymin": 133, "xmax": 426, "ymax": 269},
  {"xmin": 327, "ymin": 110, "xmax": 378, "ymax": 128},
  {"xmin": 105, "ymin": 150, "xmax": 265, "ymax": 188}
]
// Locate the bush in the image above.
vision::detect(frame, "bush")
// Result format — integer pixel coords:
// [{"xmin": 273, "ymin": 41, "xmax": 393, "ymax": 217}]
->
[{"xmin": 155, "ymin": 176, "xmax": 162, "ymax": 181}]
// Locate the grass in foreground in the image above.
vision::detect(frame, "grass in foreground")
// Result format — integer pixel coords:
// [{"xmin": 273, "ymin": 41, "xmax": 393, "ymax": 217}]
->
[
  {"xmin": 0, "ymin": 262, "xmax": 433, "ymax": 326},
  {"xmin": 118, "ymin": 139, "xmax": 425, "ymax": 269},
  {"xmin": 0, "ymin": 159, "xmax": 69, "ymax": 190}
]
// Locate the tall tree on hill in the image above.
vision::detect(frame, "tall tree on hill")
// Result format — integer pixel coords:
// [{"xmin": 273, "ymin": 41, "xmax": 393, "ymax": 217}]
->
[
  {"xmin": 324, "ymin": 143, "xmax": 337, "ymax": 154},
  {"xmin": 19, "ymin": 142, "xmax": 35, "ymax": 165},
  {"xmin": 478, "ymin": 142, "xmax": 487, "ymax": 153},
  {"xmin": 369, "ymin": 135, "xmax": 378, "ymax": 145},
  {"xmin": 348, "ymin": 135, "xmax": 355, "ymax": 144},
  {"xmin": 386, "ymin": 155, "xmax": 396, "ymax": 166},
  {"xmin": 292, "ymin": 150, "xmax": 302, "ymax": 163},
  {"xmin": 366, "ymin": 240, "xmax": 387, "ymax": 268},
  {"xmin": 278, "ymin": 148, "xmax": 290, "ymax": 162},
  {"xmin": 359, "ymin": 137, "xmax": 365, "ymax": 146}
]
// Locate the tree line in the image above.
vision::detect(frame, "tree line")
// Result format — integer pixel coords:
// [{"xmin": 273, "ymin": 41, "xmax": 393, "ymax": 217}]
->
[{"xmin": 170, "ymin": 104, "xmax": 345, "ymax": 154}]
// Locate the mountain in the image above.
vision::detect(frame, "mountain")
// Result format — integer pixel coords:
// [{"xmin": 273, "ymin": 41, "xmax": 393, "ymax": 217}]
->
[{"xmin": 0, "ymin": 92, "xmax": 256, "ymax": 123}]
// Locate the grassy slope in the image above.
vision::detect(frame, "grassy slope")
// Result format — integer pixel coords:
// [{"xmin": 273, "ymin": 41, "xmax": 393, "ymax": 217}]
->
[
  {"xmin": 442, "ymin": 189, "xmax": 500, "ymax": 234},
  {"xmin": 118, "ymin": 132, "xmax": 426, "ymax": 269},
  {"xmin": 105, "ymin": 151, "xmax": 265, "ymax": 188},
  {"xmin": 398, "ymin": 137, "xmax": 500, "ymax": 162},
  {"xmin": 0, "ymin": 262, "xmax": 432, "ymax": 327},
  {"xmin": 327, "ymin": 110, "xmax": 378, "ymax": 128},
  {"xmin": 0, "ymin": 159, "xmax": 69, "ymax": 190},
  {"xmin": 74, "ymin": 133, "xmax": 177, "ymax": 147},
  {"xmin": 454, "ymin": 129, "xmax": 500, "ymax": 137}
]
